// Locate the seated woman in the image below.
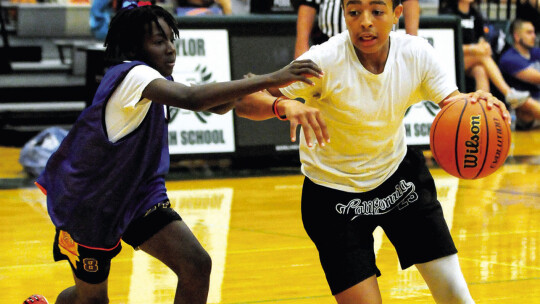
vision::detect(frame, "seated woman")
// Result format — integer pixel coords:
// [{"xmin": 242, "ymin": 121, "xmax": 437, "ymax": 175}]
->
[{"xmin": 175, "ymin": 0, "xmax": 232, "ymax": 15}]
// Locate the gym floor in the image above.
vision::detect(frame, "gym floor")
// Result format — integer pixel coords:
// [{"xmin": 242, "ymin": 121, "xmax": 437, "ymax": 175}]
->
[{"xmin": 1, "ymin": 129, "xmax": 539, "ymax": 303}]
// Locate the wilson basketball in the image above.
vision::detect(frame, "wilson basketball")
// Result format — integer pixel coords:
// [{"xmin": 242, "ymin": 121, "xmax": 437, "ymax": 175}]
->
[{"xmin": 430, "ymin": 99, "xmax": 511, "ymax": 179}]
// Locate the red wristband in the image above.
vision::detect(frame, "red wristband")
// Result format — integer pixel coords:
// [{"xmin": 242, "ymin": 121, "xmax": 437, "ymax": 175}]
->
[{"xmin": 272, "ymin": 96, "xmax": 288, "ymax": 121}]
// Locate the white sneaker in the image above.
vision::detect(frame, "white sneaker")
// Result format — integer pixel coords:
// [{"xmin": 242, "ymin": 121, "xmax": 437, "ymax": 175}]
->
[{"xmin": 506, "ymin": 88, "xmax": 529, "ymax": 109}]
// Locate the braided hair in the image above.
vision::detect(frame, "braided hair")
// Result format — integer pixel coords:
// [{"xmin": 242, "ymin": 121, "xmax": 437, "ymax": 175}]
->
[{"xmin": 104, "ymin": 5, "xmax": 179, "ymax": 67}]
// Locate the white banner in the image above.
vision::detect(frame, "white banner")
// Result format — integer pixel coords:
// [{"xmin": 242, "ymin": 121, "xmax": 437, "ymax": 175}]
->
[
  {"xmin": 399, "ymin": 28, "xmax": 457, "ymax": 146},
  {"xmin": 168, "ymin": 30, "xmax": 235, "ymax": 154}
]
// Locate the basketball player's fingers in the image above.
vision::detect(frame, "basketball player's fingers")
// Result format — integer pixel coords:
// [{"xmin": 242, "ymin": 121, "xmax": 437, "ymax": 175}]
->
[
  {"xmin": 502, "ymin": 110, "xmax": 512, "ymax": 124},
  {"xmin": 289, "ymin": 120, "xmax": 299, "ymax": 142},
  {"xmin": 495, "ymin": 98, "xmax": 509, "ymax": 113},
  {"xmin": 315, "ymin": 112, "xmax": 330, "ymax": 143},
  {"xmin": 298, "ymin": 117, "xmax": 315, "ymax": 147},
  {"xmin": 289, "ymin": 60, "xmax": 323, "ymax": 76},
  {"xmin": 281, "ymin": 70, "xmax": 318, "ymax": 86},
  {"xmin": 296, "ymin": 76, "xmax": 316, "ymax": 86},
  {"xmin": 293, "ymin": 59, "xmax": 324, "ymax": 76},
  {"xmin": 296, "ymin": 67, "xmax": 323, "ymax": 80},
  {"xmin": 481, "ymin": 94, "xmax": 511, "ymax": 123},
  {"xmin": 491, "ymin": 98, "xmax": 512, "ymax": 124},
  {"xmin": 307, "ymin": 114, "xmax": 326, "ymax": 147},
  {"xmin": 302, "ymin": 126, "xmax": 315, "ymax": 147},
  {"xmin": 470, "ymin": 90, "xmax": 490, "ymax": 103},
  {"xmin": 484, "ymin": 95, "xmax": 499, "ymax": 109},
  {"xmin": 498, "ymin": 107, "xmax": 511, "ymax": 124},
  {"xmin": 483, "ymin": 96, "xmax": 494, "ymax": 109}
]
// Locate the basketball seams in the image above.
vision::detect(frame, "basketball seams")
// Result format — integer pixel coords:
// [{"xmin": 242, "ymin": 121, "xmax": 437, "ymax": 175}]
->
[
  {"xmin": 474, "ymin": 101, "xmax": 489, "ymax": 179},
  {"xmin": 430, "ymin": 100, "xmax": 460, "ymax": 168},
  {"xmin": 499, "ymin": 108, "xmax": 512, "ymax": 173},
  {"xmin": 454, "ymin": 99, "xmax": 468, "ymax": 178},
  {"xmin": 430, "ymin": 98, "xmax": 510, "ymax": 179}
]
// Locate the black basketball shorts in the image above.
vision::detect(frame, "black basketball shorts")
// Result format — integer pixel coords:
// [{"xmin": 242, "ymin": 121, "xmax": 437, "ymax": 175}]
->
[
  {"xmin": 301, "ymin": 147, "xmax": 457, "ymax": 295},
  {"xmin": 53, "ymin": 200, "xmax": 181, "ymax": 284}
]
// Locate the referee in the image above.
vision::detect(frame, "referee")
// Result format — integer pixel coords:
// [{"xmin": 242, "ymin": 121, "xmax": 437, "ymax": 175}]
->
[{"xmin": 294, "ymin": 0, "xmax": 420, "ymax": 58}]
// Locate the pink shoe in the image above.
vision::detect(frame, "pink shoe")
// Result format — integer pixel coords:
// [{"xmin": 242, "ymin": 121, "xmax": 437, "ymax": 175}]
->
[{"xmin": 23, "ymin": 295, "xmax": 49, "ymax": 304}]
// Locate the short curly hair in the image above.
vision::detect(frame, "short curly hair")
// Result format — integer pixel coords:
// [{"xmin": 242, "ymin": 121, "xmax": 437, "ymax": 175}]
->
[{"xmin": 104, "ymin": 5, "xmax": 179, "ymax": 67}]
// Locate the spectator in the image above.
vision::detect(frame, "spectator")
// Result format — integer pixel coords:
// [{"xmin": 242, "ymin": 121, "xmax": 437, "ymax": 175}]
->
[
  {"xmin": 231, "ymin": 0, "xmax": 249, "ymax": 14},
  {"xmin": 500, "ymin": 19, "xmax": 540, "ymax": 129},
  {"xmin": 175, "ymin": 0, "xmax": 232, "ymax": 15},
  {"xmin": 440, "ymin": 0, "xmax": 531, "ymax": 109},
  {"xmin": 90, "ymin": 0, "xmax": 158, "ymax": 40},
  {"xmin": 516, "ymin": 0, "xmax": 540, "ymax": 34},
  {"xmin": 90, "ymin": 0, "xmax": 113, "ymax": 40},
  {"xmin": 293, "ymin": 0, "xmax": 419, "ymax": 58}
]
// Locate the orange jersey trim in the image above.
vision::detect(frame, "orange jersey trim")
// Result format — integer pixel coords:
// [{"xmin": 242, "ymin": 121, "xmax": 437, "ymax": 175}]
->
[
  {"xmin": 78, "ymin": 239, "xmax": 122, "ymax": 252},
  {"xmin": 34, "ymin": 182, "xmax": 47, "ymax": 195}
]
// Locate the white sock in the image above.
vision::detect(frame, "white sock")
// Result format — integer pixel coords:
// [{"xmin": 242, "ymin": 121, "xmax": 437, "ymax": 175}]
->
[{"xmin": 415, "ymin": 254, "xmax": 475, "ymax": 304}]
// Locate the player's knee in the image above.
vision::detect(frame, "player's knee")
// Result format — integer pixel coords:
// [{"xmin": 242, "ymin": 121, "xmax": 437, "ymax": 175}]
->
[
  {"xmin": 438, "ymin": 294, "xmax": 475, "ymax": 304},
  {"xmin": 87, "ymin": 297, "xmax": 109, "ymax": 304},
  {"xmin": 178, "ymin": 249, "xmax": 211, "ymax": 289},
  {"xmin": 77, "ymin": 293, "xmax": 109, "ymax": 304},
  {"xmin": 57, "ymin": 285, "xmax": 109, "ymax": 304},
  {"xmin": 172, "ymin": 246, "xmax": 212, "ymax": 280},
  {"xmin": 192, "ymin": 248, "xmax": 212, "ymax": 278},
  {"xmin": 434, "ymin": 284, "xmax": 474, "ymax": 304}
]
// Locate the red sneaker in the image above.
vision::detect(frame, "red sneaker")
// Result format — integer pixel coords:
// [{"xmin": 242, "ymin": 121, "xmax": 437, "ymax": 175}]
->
[{"xmin": 23, "ymin": 295, "xmax": 49, "ymax": 304}]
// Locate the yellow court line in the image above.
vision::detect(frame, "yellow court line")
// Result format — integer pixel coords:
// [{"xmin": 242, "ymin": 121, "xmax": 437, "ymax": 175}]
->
[
  {"xmin": 459, "ymin": 257, "xmax": 540, "ymax": 271},
  {"xmin": 227, "ymin": 245, "xmax": 316, "ymax": 254},
  {"xmin": 460, "ymin": 230, "xmax": 540, "ymax": 237}
]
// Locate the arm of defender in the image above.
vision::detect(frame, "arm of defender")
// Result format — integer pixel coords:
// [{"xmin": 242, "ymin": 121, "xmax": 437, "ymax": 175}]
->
[{"xmin": 142, "ymin": 59, "xmax": 323, "ymax": 112}]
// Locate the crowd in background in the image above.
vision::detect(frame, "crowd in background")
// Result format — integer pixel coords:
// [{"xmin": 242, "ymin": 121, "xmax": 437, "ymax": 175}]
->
[{"xmin": 87, "ymin": 0, "xmax": 540, "ymax": 130}]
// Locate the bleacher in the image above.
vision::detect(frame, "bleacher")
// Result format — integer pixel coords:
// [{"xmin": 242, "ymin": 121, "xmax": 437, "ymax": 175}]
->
[{"xmin": 0, "ymin": 37, "xmax": 89, "ymax": 146}]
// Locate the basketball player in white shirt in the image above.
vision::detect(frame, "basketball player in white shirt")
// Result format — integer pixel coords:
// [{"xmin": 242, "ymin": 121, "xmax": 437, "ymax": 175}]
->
[{"xmin": 235, "ymin": 0, "xmax": 510, "ymax": 302}]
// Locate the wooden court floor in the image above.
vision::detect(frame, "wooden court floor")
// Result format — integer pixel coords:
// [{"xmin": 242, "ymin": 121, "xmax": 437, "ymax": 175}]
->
[{"xmin": 1, "ymin": 129, "xmax": 540, "ymax": 303}]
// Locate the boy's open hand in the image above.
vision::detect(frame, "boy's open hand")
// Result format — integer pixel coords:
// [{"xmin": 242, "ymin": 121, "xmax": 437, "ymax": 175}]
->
[
  {"xmin": 269, "ymin": 59, "xmax": 324, "ymax": 88},
  {"xmin": 280, "ymin": 99, "xmax": 330, "ymax": 147}
]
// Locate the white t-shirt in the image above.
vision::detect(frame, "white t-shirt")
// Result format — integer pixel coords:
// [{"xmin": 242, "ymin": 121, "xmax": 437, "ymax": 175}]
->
[
  {"xmin": 280, "ymin": 31, "xmax": 457, "ymax": 193},
  {"xmin": 105, "ymin": 65, "xmax": 164, "ymax": 143}
]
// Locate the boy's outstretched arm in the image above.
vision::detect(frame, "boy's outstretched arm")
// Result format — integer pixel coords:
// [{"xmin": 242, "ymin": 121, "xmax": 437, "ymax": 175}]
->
[
  {"xmin": 142, "ymin": 59, "xmax": 323, "ymax": 112},
  {"xmin": 235, "ymin": 90, "xmax": 330, "ymax": 147}
]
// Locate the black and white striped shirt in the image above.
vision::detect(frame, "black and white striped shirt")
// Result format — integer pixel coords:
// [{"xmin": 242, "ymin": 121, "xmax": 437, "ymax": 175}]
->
[
  {"xmin": 299, "ymin": 0, "xmax": 410, "ymax": 39},
  {"xmin": 301, "ymin": 0, "xmax": 345, "ymax": 38}
]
